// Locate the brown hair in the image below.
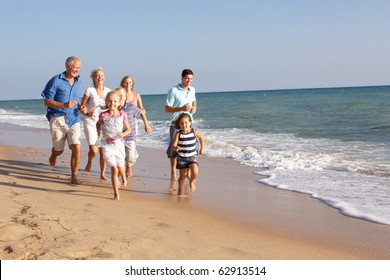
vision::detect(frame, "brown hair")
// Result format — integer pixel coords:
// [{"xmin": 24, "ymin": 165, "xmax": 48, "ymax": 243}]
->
[{"xmin": 174, "ymin": 113, "xmax": 192, "ymax": 129}]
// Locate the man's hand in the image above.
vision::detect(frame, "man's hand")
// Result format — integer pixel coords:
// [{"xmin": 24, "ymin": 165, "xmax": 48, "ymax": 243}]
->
[
  {"xmin": 181, "ymin": 103, "xmax": 192, "ymax": 112},
  {"xmin": 65, "ymin": 100, "xmax": 77, "ymax": 108}
]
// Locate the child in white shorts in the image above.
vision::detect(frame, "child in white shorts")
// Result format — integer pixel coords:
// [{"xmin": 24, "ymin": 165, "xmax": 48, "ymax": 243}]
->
[{"xmin": 96, "ymin": 90, "xmax": 131, "ymax": 200}]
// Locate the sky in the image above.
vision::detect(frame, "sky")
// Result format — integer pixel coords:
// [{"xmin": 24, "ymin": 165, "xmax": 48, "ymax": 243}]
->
[{"xmin": 1, "ymin": 0, "xmax": 389, "ymax": 100}]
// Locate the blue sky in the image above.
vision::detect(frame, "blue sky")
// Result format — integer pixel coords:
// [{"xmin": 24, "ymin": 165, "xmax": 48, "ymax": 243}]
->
[{"xmin": 1, "ymin": 0, "xmax": 389, "ymax": 100}]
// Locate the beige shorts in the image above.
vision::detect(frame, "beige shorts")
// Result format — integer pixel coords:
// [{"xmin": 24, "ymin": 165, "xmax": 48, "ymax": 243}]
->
[
  {"xmin": 124, "ymin": 140, "xmax": 138, "ymax": 167},
  {"xmin": 49, "ymin": 116, "xmax": 81, "ymax": 151}
]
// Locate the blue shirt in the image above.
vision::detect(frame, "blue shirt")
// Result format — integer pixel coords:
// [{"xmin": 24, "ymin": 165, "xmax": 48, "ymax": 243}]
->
[
  {"xmin": 166, "ymin": 84, "xmax": 196, "ymax": 124},
  {"xmin": 41, "ymin": 71, "xmax": 83, "ymax": 127}
]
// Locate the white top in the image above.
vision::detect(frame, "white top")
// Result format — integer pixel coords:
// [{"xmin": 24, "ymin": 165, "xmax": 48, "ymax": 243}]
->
[{"xmin": 84, "ymin": 86, "xmax": 111, "ymax": 120}]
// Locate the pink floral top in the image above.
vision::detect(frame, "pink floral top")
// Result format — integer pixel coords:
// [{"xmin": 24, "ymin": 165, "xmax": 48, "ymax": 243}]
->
[{"xmin": 97, "ymin": 110, "xmax": 128, "ymax": 146}]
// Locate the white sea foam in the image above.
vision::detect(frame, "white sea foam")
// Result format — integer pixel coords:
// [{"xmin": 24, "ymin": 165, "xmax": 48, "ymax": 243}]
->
[
  {"xmin": 1, "ymin": 88, "xmax": 390, "ymax": 226},
  {"xmin": 2, "ymin": 110, "xmax": 390, "ymax": 225},
  {"xmin": 0, "ymin": 109, "xmax": 48, "ymax": 129},
  {"xmin": 170, "ymin": 127, "xmax": 390, "ymax": 225}
]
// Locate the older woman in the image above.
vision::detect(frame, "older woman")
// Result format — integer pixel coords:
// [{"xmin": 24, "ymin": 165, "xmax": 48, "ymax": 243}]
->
[{"xmin": 80, "ymin": 67, "xmax": 110, "ymax": 179}]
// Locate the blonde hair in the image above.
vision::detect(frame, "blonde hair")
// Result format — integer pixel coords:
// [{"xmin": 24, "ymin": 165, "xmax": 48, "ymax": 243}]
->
[
  {"xmin": 89, "ymin": 67, "xmax": 104, "ymax": 87},
  {"xmin": 120, "ymin": 75, "xmax": 134, "ymax": 91},
  {"xmin": 113, "ymin": 86, "xmax": 126, "ymax": 102},
  {"xmin": 90, "ymin": 66, "xmax": 104, "ymax": 79},
  {"xmin": 105, "ymin": 90, "xmax": 122, "ymax": 109}
]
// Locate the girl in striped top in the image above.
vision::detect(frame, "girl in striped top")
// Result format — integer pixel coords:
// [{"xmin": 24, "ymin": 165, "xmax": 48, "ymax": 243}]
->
[{"xmin": 172, "ymin": 113, "xmax": 204, "ymax": 196}]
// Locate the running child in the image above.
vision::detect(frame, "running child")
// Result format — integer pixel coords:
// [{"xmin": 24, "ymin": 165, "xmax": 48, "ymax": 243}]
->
[
  {"xmin": 171, "ymin": 113, "xmax": 204, "ymax": 196},
  {"xmin": 122, "ymin": 100, "xmax": 152, "ymax": 177},
  {"xmin": 96, "ymin": 90, "xmax": 131, "ymax": 200}
]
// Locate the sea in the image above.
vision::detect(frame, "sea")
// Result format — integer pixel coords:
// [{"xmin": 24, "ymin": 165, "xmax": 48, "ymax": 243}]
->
[{"xmin": 1, "ymin": 86, "xmax": 389, "ymax": 225}]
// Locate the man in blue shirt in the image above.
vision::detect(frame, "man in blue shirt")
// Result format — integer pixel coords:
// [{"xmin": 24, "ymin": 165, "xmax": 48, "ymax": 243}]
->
[
  {"xmin": 165, "ymin": 69, "xmax": 197, "ymax": 182},
  {"xmin": 41, "ymin": 56, "xmax": 84, "ymax": 185}
]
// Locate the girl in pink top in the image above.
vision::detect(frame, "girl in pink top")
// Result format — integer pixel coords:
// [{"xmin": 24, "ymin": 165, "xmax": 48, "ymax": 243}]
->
[{"xmin": 96, "ymin": 90, "xmax": 131, "ymax": 200}]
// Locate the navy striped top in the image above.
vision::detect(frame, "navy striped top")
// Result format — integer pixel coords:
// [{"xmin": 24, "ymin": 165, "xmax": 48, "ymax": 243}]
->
[{"xmin": 177, "ymin": 128, "xmax": 197, "ymax": 158}]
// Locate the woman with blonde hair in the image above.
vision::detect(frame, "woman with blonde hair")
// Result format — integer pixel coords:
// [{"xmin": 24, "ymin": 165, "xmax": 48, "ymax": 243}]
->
[
  {"xmin": 80, "ymin": 66, "xmax": 111, "ymax": 180},
  {"xmin": 120, "ymin": 75, "xmax": 146, "ymax": 135}
]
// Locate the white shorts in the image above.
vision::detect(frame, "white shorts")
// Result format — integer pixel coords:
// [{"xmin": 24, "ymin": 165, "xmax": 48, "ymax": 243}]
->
[
  {"xmin": 124, "ymin": 140, "xmax": 138, "ymax": 167},
  {"xmin": 103, "ymin": 142, "xmax": 125, "ymax": 168},
  {"xmin": 49, "ymin": 116, "xmax": 81, "ymax": 151},
  {"xmin": 83, "ymin": 117, "xmax": 98, "ymax": 146}
]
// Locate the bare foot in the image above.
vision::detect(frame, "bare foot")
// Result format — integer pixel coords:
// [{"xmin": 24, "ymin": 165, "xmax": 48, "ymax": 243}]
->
[
  {"xmin": 170, "ymin": 170, "xmax": 177, "ymax": 181},
  {"xmin": 71, "ymin": 176, "xmax": 81, "ymax": 185},
  {"xmin": 85, "ymin": 161, "xmax": 92, "ymax": 173},
  {"xmin": 114, "ymin": 193, "xmax": 120, "ymax": 200},
  {"xmin": 49, "ymin": 154, "xmax": 56, "ymax": 166},
  {"xmin": 100, "ymin": 175, "xmax": 108, "ymax": 181},
  {"xmin": 169, "ymin": 179, "xmax": 176, "ymax": 192},
  {"xmin": 190, "ymin": 181, "xmax": 196, "ymax": 192},
  {"xmin": 121, "ymin": 178, "xmax": 128, "ymax": 188},
  {"xmin": 126, "ymin": 167, "xmax": 133, "ymax": 178}
]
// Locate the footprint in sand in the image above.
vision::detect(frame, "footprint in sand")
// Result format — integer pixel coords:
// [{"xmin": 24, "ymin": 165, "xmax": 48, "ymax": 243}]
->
[{"xmin": 156, "ymin": 222, "xmax": 172, "ymax": 229}]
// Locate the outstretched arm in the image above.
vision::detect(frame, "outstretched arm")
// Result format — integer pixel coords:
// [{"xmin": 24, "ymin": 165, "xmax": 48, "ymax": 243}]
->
[{"xmin": 140, "ymin": 111, "xmax": 152, "ymax": 133}]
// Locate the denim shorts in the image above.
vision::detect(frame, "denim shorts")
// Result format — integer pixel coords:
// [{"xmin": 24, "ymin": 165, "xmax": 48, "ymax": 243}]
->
[{"xmin": 176, "ymin": 155, "xmax": 198, "ymax": 169}]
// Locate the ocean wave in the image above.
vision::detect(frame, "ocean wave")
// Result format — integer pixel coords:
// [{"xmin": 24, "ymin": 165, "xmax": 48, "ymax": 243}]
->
[
  {"xmin": 2, "ymin": 94, "xmax": 390, "ymax": 226},
  {"xmin": 0, "ymin": 109, "xmax": 48, "ymax": 129},
  {"xmin": 371, "ymin": 125, "xmax": 390, "ymax": 130}
]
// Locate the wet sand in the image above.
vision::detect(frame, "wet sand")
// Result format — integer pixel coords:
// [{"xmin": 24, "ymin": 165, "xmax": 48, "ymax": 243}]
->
[{"xmin": 1, "ymin": 123, "xmax": 390, "ymax": 259}]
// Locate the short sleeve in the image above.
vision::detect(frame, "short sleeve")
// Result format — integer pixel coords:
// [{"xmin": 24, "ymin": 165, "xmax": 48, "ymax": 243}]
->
[
  {"xmin": 98, "ymin": 111, "xmax": 105, "ymax": 122},
  {"xmin": 166, "ymin": 88, "xmax": 175, "ymax": 106},
  {"xmin": 41, "ymin": 76, "xmax": 57, "ymax": 100},
  {"xmin": 121, "ymin": 110, "xmax": 129, "ymax": 122},
  {"xmin": 84, "ymin": 87, "xmax": 92, "ymax": 97}
]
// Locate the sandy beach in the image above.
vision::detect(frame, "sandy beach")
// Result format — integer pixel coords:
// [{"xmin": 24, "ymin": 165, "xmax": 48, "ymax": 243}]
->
[{"xmin": 1, "ymin": 123, "xmax": 390, "ymax": 260}]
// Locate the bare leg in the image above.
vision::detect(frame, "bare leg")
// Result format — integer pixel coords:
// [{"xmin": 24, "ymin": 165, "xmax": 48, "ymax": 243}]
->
[
  {"xmin": 49, "ymin": 147, "xmax": 63, "ymax": 166},
  {"xmin": 99, "ymin": 147, "xmax": 107, "ymax": 180},
  {"xmin": 170, "ymin": 157, "xmax": 177, "ymax": 181},
  {"xmin": 126, "ymin": 163, "xmax": 133, "ymax": 178},
  {"xmin": 177, "ymin": 169, "xmax": 187, "ymax": 196},
  {"xmin": 85, "ymin": 145, "xmax": 98, "ymax": 173},
  {"xmin": 189, "ymin": 164, "xmax": 198, "ymax": 192},
  {"xmin": 111, "ymin": 166, "xmax": 120, "ymax": 200},
  {"xmin": 119, "ymin": 166, "xmax": 127, "ymax": 188},
  {"xmin": 70, "ymin": 144, "xmax": 81, "ymax": 185},
  {"xmin": 169, "ymin": 179, "xmax": 176, "ymax": 192}
]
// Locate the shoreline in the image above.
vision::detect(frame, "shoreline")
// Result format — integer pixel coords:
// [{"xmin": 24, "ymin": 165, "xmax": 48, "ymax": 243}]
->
[{"xmin": 1, "ymin": 122, "xmax": 390, "ymax": 259}]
